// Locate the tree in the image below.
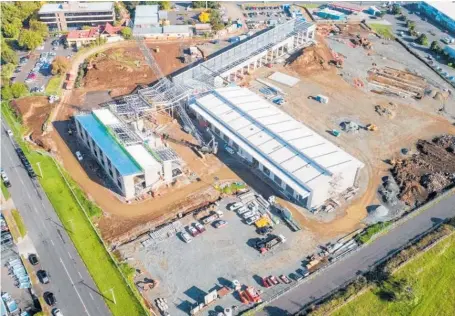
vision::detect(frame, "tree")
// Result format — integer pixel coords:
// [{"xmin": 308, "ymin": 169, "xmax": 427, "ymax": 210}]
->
[
  {"xmin": 1, "ymin": 42, "xmax": 19, "ymax": 64},
  {"xmin": 18, "ymin": 29, "xmax": 42, "ymax": 50},
  {"xmin": 391, "ymin": 5, "xmax": 401, "ymax": 15},
  {"xmin": 406, "ymin": 20, "xmax": 415, "ymax": 28},
  {"xmin": 11, "ymin": 82, "xmax": 29, "ymax": 98},
  {"xmin": 378, "ymin": 277, "xmax": 414, "ymax": 303},
  {"xmin": 1, "ymin": 85, "xmax": 13, "ymax": 100},
  {"xmin": 210, "ymin": 9, "xmax": 224, "ymax": 31},
  {"xmin": 51, "ymin": 56, "xmax": 70, "ymax": 75},
  {"xmin": 159, "ymin": 1, "xmax": 171, "ymax": 10},
  {"xmin": 193, "ymin": 1, "xmax": 220, "ymax": 9},
  {"xmin": 199, "ymin": 11, "xmax": 211, "ymax": 23},
  {"xmin": 120, "ymin": 27, "xmax": 133, "ymax": 39},
  {"xmin": 416, "ymin": 33, "xmax": 429, "ymax": 46},
  {"xmin": 1, "ymin": 63, "xmax": 16, "ymax": 82},
  {"xmin": 2, "ymin": 17, "xmax": 22, "ymax": 38},
  {"xmin": 30, "ymin": 20, "xmax": 49, "ymax": 38},
  {"xmin": 430, "ymin": 40, "xmax": 442, "ymax": 53}
]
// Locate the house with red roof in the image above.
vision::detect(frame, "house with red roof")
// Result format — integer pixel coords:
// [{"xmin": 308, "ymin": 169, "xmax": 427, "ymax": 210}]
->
[{"xmin": 66, "ymin": 22, "xmax": 124, "ymax": 47}]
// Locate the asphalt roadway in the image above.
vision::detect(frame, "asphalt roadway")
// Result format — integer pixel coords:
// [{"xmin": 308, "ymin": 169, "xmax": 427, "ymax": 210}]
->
[
  {"xmin": 1, "ymin": 124, "xmax": 110, "ymax": 316},
  {"xmin": 258, "ymin": 194, "xmax": 455, "ymax": 316}
]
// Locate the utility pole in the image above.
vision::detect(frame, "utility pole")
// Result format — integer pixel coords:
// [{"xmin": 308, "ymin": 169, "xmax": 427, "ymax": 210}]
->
[
  {"xmin": 105, "ymin": 288, "xmax": 116, "ymax": 304},
  {"xmin": 37, "ymin": 162, "xmax": 43, "ymax": 178}
]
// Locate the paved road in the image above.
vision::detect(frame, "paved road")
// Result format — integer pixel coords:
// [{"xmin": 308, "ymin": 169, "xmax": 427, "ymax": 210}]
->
[
  {"xmin": 258, "ymin": 195, "xmax": 455, "ymax": 315},
  {"xmin": 1, "ymin": 123, "xmax": 110, "ymax": 316}
]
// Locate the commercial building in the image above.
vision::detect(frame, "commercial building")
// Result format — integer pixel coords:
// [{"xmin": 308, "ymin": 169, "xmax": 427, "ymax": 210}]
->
[
  {"xmin": 189, "ymin": 87, "xmax": 364, "ymax": 209},
  {"xmin": 418, "ymin": 2, "xmax": 455, "ymax": 33},
  {"xmin": 316, "ymin": 8, "xmax": 347, "ymax": 20},
  {"xmin": 327, "ymin": 2, "xmax": 364, "ymax": 14},
  {"xmin": 38, "ymin": 2, "xmax": 115, "ymax": 31},
  {"xmin": 74, "ymin": 109, "xmax": 182, "ymax": 200},
  {"xmin": 66, "ymin": 22, "xmax": 123, "ymax": 47},
  {"xmin": 445, "ymin": 44, "xmax": 455, "ymax": 59}
]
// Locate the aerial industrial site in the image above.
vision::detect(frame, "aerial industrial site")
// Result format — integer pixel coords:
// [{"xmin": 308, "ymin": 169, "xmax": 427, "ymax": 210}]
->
[{"xmin": 1, "ymin": 2, "xmax": 454, "ymax": 316}]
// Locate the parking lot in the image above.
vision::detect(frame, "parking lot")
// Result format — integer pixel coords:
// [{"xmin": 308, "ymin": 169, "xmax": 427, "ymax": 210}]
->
[
  {"xmin": 13, "ymin": 36, "xmax": 74, "ymax": 92},
  {"xmin": 119, "ymin": 194, "xmax": 317, "ymax": 315},
  {"xmin": 241, "ymin": 4, "xmax": 294, "ymax": 29},
  {"xmin": 384, "ymin": 5, "xmax": 455, "ymax": 83}
]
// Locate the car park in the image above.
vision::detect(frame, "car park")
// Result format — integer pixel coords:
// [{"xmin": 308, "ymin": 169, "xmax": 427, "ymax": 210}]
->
[
  {"xmin": 279, "ymin": 274, "xmax": 291, "ymax": 284},
  {"xmin": 28, "ymin": 254, "xmax": 39, "ymax": 265},
  {"xmin": 43, "ymin": 292, "xmax": 56, "ymax": 306},
  {"xmin": 37, "ymin": 270, "xmax": 50, "ymax": 284},
  {"xmin": 180, "ymin": 231, "xmax": 192, "ymax": 243},
  {"xmin": 187, "ymin": 225, "xmax": 199, "ymax": 237},
  {"xmin": 213, "ymin": 220, "xmax": 227, "ymax": 228},
  {"xmin": 193, "ymin": 222, "xmax": 205, "ymax": 233}
]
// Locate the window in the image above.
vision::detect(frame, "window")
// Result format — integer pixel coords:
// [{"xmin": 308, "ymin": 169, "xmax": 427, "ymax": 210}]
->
[
  {"xmin": 117, "ymin": 178, "xmax": 122, "ymax": 189},
  {"xmin": 274, "ymin": 175, "xmax": 282, "ymax": 185},
  {"xmin": 109, "ymin": 168, "xmax": 113, "ymax": 177},
  {"xmin": 285, "ymin": 184, "xmax": 294, "ymax": 194},
  {"xmin": 214, "ymin": 127, "xmax": 220, "ymax": 135},
  {"xmin": 223, "ymin": 134, "xmax": 229, "ymax": 142},
  {"xmin": 262, "ymin": 166, "xmax": 270, "ymax": 176},
  {"xmin": 232, "ymin": 142, "xmax": 239, "ymax": 150}
]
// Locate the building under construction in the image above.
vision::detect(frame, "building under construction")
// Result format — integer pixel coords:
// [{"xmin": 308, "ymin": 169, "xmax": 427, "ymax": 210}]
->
[{"xmin": 74, "ymin": 19, "xmax": 327, "ymax": 202}]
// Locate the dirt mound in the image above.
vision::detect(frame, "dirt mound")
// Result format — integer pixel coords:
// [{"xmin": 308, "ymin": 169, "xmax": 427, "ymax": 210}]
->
[
  {"xmin": 287, "ymin": 39, "xmax": 334, "ymax": 76},
  {"xmin": 391, "ymin": 135, "xmax": 455, "ymax": 206}
]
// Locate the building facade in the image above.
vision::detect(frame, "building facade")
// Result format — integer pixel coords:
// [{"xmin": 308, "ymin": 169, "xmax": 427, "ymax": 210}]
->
[
  {"xmin": 418, "ymin": 2, "xmax": 455, "ymax": 33},
  {"xmin": 38, "ymin": 2, "xmax": 115, "ymax": 31}
]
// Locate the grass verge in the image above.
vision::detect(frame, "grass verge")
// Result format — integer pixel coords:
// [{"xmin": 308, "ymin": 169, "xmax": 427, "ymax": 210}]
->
[
  {"xmin": 1, "ymin": 181, "xmax": 10, "ymax": 200},
  {"xmin": 369, "ymin": 23, "xmax": 395, "ymax": 39},
  {"xmin": 45, "ymin": 75, "xmax": 63, "ymax": 96},
  {"xmin": 12, "ymin": 209, "xmax": 27, "ymax": 237},
  {"xmin": 333, "ymin": 233, "xmax": 455, "ymax": 316},
  {"xmin": 1, "ymin": 101, "xmax": 147, "ymax": 316},
  {"xmin": 356, "ymin": 221, "xmax": 392, "ymax": 244}
]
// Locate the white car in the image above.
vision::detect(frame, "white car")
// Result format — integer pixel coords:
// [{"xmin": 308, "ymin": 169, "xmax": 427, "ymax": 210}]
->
[
  {"xmin": 215, "ymin": 210, "xmax": 224, "ymax": 218},
  {"xmin": 52, "ymin": 308, "xmax": 63, "ymax": 316},
  {"xmin": 246, "ymin": 215, "xmax": 260, "ymax": 225},
  {"xmin": 228, "ymin": 202, "xmax": 244, "ymax": 211},
  {"xmin": 225, "ymin": 146, "xmax": 235, "ymax": 155},
  {"xmin": 243, "ymin": 211, "xmax": 258, "ymax": 219},
  {"xmin": 236, "ymin": 206, "xmax": 248, "ymax": 214},
  {"xmin": 7, "ymin": 129, "xmax": 13, "ymax": 137},
  {"xmin": 180, "ymin": 231, "xmax": 192, "ymax": 243},
  {"xmin": 75, "ymin": 151, "xmax": 83, "ymax": 161}
]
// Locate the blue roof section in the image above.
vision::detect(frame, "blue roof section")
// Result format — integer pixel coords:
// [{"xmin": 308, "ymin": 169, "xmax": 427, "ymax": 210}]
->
[{"xmin": 76, "ymin": 114, "xmax": 141, "ymax": 176}]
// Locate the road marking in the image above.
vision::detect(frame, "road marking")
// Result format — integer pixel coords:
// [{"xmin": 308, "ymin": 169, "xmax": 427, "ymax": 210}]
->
[
  {"xmin": 78, "ymin": 271, "xmax": 83, "ymax": 279},
  {"xmin": 60, "ymin": 257, "xmax": 91, "ymax": 316},
  {"xmin": 89, "ymin": 293, "xmax": 94, "ymax": 300},
  {"xmin": 50, "ymin": 239, "xmax": 55, "ymax": 246},
  {"xmin": 67, "ymin": 251, "xmax": 73, "ymax": 259}
]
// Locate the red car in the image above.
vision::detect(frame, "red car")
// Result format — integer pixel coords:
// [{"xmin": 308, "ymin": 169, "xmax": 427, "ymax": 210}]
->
[
  {"xmin": 262, "ymin": 277, "xmax": 272, "ymax": 288},
  {"xmin": 268, "ymin": 275, "xmax": 280, "ymax": 285},
  {"xmin": 187, "ymin": 226, "xmax": 199, "ymax": 237},
  {"xmin": 279, "ymin": 274, "xmax": 291, "ymax": 284},
  {"xmin": 193, "ymin": 222, "xmax": 206, "ymax": 233},
  {"xmin": 27, "ymin": 73, "xmax": 37, "ymax": 80}
]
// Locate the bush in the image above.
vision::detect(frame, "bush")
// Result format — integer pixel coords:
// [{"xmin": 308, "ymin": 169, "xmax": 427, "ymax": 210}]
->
[
  {"xmin": 416, "ymin": 33, "xmax": 429, "ymax": 46},
  {"xmin": 120, "ymin": 27, "xmax": 132, "ymax": 39},
  {"xmin": 51, "ymin": 56, "xmax": 70, "ymax": 75},
  {"xmin": 356, "ymin": 221, "xmax": 392, "ymax": 244},
  {"xmin": 1, "ymin": 85, "xmax": 13, "ymax": 101},
  {"xmin": 11, "ymin": 82, "xmax": 29, "ymax": 99}
]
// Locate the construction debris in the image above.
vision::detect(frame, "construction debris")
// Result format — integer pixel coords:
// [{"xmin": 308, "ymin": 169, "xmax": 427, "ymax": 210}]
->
[
  {"xmin": 391, "ymin": 135, "xmax": 455, "ymax": 206},
  {"xmin": 375, "ymin": 102, "xmax": 397, "ymax": 118},
  {"xmin": 340, "ymin": 121, "xmax": 360, "ymax": 133}
]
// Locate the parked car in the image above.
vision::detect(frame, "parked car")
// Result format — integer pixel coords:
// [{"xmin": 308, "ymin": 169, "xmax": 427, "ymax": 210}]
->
[
  {"xmin": 38, "ymin": 270, "xmax": 50, "ymax": 284},
  {"xmin": 52, "ymin": 308, "xmax": 63, "ymax": 316},
  {"xmin": 257, "ymin": 226, "xmax": 273, "ymax": 235},
  {"xmin": 180, "ymin": 231, "xmax": 192, "ymax": 243},
  {"xmin": 268, "ymin": 275, "xmax": 280, "ymax": 285},
  {"xmin": 224, "ymin": 146, "xmax": 235, "ymax": 155},
  {"xmin": 262, "ymin": 276, "xmax": 272, "ymax": 288},
  {"xmin": 279, "ymin": 274, "xmax": 291, "ymax": 284},
  {"xmin": 193, "ymin": 222, "xmax": 205, "ymax": 233},
  {"xmin": 43, "ymin": 292, "xmax": 56, "ymax": 306},
  {"xmin": 75, "ymin": 151, "xmax": 83, "ymax": 161},
  {"xmin": 242, "ymin": 211, "xmax": 257, "ymax": 219},
  {"xmin": 213, "ymin": 220, "xmax": 227, "ymax": 228},
  {"xmin": 28, "ymin": 254, "xmax": 39, "ymax": 265},
  {"xmin": 187, "ymin": 226, "xmax": 199, "ymax": 237},
  {"xmin": 246, "ymin": 215, "xmax": 260, "ymax": 225},
  {"xmin": 290, "ymin": 272, "xmax": 303, "ymax": 281},
  {"xmin": 296, "ymin": 268, "xmax": 309, "ymax": 278},
  {"xmin": 7, "ymin": 129, "xmax": 13, "ymax": 137},
  {"xmin": 1, "ymin": 169, "xmax": 11, "ymax": 188},
  {"xmin": 228, "ymin": 202, "xmax": 243, "ymax": 211},
  {"xmin": 236, "ymin": 206, "xmax": 248, "ymax": 214}
]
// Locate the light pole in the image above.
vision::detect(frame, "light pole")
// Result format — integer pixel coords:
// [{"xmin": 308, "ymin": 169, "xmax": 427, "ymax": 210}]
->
[
  {"xmin": 37, "ymin": 162, "xmax": 43, "ymax": 178},
  {"xmin": 105, "ymin": 288, "xmax": 116, "ymax": 304}
]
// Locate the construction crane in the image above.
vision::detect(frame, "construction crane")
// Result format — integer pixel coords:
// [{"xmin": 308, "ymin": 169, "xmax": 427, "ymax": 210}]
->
[{"xmin": 136, "ymin": 38, "xmax": 218, "ymax": 155}]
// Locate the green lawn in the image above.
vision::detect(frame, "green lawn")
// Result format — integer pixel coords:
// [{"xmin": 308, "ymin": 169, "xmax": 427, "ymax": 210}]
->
[
  {"xmin": 369, "ymin": 23, "xmax": 395, "ymax": 39},
  {"xmin": 1, "ymin": 102, "xmax": 147, "ymax": 316},
  {"xmin": 1, "ymin": 181, "xmax": 10, "ymax": 200},
  {"xmin": 12, "ymin": 209, "xmax": 27, "ymax": 237},
  {"xmin": 45, "ymin": 75, "xmax": 62, "ymax": 96},
  {"xmin": 356, "ymin": 221, "xmax": 392, "ymax": 244},
  {"xmin": 334, "ymin": 234, "xmax": 455, "ymax": 316}
]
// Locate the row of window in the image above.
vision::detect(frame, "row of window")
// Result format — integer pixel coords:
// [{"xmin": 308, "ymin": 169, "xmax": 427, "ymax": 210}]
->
[
  {"xmin": 66, "ymin": 16, "xmax": 114, "ymax": 22},
  {"xmin": 65, "ymin": 11, "xmax": 114, "ymax": 17}
]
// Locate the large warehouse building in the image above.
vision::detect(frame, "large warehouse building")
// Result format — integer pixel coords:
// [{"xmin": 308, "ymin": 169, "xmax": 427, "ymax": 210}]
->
[
  {"xmin": 418, "ymin": 2, "xmax": 455, "ymax": 33},
  {"xmin": 189, "ymin": 87, "xmax": 364, "ymax": 209}
]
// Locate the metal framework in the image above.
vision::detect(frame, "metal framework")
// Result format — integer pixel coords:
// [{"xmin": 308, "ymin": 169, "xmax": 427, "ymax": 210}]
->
[{"xmin": 109, "ymin": 123, "xmax": 142, "ymax": 146}]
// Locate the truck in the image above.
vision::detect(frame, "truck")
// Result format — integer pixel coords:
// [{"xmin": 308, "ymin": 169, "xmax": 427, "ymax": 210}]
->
[
  {"xmin": 256, "ymin": 234, "xmax": 286, "ymax": 254},
  {"xmin": 200, "ymin": 211, "xmax": 222, "ymax": 224}
]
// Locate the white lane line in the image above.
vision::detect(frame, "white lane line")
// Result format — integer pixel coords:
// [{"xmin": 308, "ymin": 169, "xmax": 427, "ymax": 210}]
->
[
  {"xmin": 89, "ymin": 293, "xmax": 94, "ymax": 300},
  {"xmin": 78, "ymin": 271, "xmax": 83, "ymax": 279},
  {"xmin": 60, "ymin": 257, "xmax": 91, "ymax": 316},
  {"xmin": 68, "ymin": 251, "xmax": 73, "ymax": 259},
  {"xmin": 50, "ymin": 239, "xmax": 55, "ymax": 246}
]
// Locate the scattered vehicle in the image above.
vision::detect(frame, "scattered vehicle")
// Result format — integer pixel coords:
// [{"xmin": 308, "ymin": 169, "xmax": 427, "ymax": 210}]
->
[
  {"xmin": 231, "ymin": 279, "xmax": 241, "ymax": 290},
  {"xmin": 193, "ymin": 222, "xmax": 206, "ymax": 233},
  {"xmin": 268, "ymin": 275, "xmax": 279, "ymax": 285},
  {"xmin": 411, "ymin": 42, "xmax": 417, "ymax": 47},
  {"xmin": 426, "ymin": 54, "xmax": 433, "ymax": 60},
  {"xmin": 187, "ymin": 226, "xmax": 199, "ymax": 237},
  {"xmin": 1, "ymin": 169, "xmax": 11, "ymax": 188},
  {"xmin": 28, "ymin": 254, "xmax": 39, "ymax": 265},
  {"xmin": 441, "ymin": 37, "xmax": 454, "ymax": 44},
  {"xmin": 262, "ymin": 276, "xmax": 272, "ymax": 288},
  {"xmin": 257, "ymin": 225, "xmax": 273, "ymax": 235},
  {"xmin": 180, "ymin": 231, "xmax": 192, "ymax": 243},
  {"xmin": 228, "ymin": 202, "xmax": 243, "ymax": 211},
  {"xmin": 7, "ymin": 129, "xmax": 13, "ymax": 137},
  {"xmin": 200, "ymin": 210, "xmax": 223, "ymax": 224},
  {"xmin": 224, "ymin": 146, "xmax": 235, "ymax": 155},
  {"xmin": 236, "ymin": 206, "xmax": 248, "ymax": 214},
  {"xmin": 279, "ymin": 274, "xmax": 291, "ymax": 284},
  {"xmin": 37, "ymin": 270, "xmax": 50, "ymax": 284},
  {"xmin": 289, "ymin": 272, "xmax": 303, "ymax": 281},
  {"xmin": 256, "ymin": 234, "xmax": 286, "ymax": 253},
  {"xmin": 429, "ymin": 30, "xmax": 436, "ymax": 36},
  {"xmin": 75, "ymin": 151, "xmax": 83, "ymax": 161},
  {"xmin": 52, "ymin": 308, "xmax": 63, "ymax": 316},
  {"xmin": 296, "ymin": 268, "xmax": 310, "ymax": 278},
  {"xmin": 43, "ymin": 292, "xmax": 56, "ymax": 306},
  {"xmin": 242, "ymin": 211, "xmax": 257, "ymax": 219},
  {"xmin": 213, "ymin": 220, "xmax": 227, "ymax": 228},
  {"xmin": 246, "ymin": 214, "xmax": 261, "ymax": 225}
]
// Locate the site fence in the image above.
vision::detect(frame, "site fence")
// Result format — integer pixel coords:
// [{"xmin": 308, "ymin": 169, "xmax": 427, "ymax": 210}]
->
[{"xmin": 240, "ymin": 187, "xmax": 455, "ymax": 315}]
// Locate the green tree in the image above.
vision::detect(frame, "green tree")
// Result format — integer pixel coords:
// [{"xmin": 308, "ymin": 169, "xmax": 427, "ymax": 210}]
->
[
  {"xmin": 159, "ymin": 1, "xmax": 171, "ymax": 10},
  {"xmin": 2, "ymin": 17, "xmax": 22, "ymax": 38},
  {"xmin": 18, "ymin": 29, "xmax": 42, "ymax": 50},
  {"xmin": 193, "ymin": 1, "xmax": 220, "ymax": 9},
  {"xmin": 406, "ymin": 20, "xmax": 416, "ymax": 28},
  {"xmin": 1, "ymin": 40, "xmax": 19, "ymax": 64},
  {"xmin": 120, "ymin": 27, "xmax": 133, "ymax": 39},
  {"xmin": 1, "ymin": 63, "xmax": 16, "ymax": 82},
  {"xmin": 430, "ymin": 40, "xmax": 442, "ymax": 53},
  {"xmin": 378, "ymin": 277, "xmax": 414, "ymax": 303},
  {"xmin": 1, "ymin": 85, "xmax": 13, "ymax": 100},
  {"xmin": 30, "ymin": 20, "xmax": 49, "ymax": 38},
  {"xmin": 416, "ymin": 33, "xmax": 429, "ymax": 46},
  {"xmin": 11, "ymin": 82, "xmax": 29, "ymax": 98},
  {"xmin": 391, "ymin": 5, "xmax": 401, "ymax": 15},
  {"xmin": 210, "ymin": 9, "xmax": 224, "ymax": 31},
  {"xmin": 51, "ymin": 56, "xmax": 70, "ymax": 75}
]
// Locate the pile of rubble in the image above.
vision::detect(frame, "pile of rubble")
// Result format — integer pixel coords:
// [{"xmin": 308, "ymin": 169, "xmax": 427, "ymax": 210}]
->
[
  {"xmin": 390, "ymin": 135, "xmax": 455, "ymax": 206},
  {"xmin": 375, "ymin": 102, "xmax": 397, "ymax": 118},
  {"xmin": 340, "ymin": 121, "xmax": 360, "ymax": 133}
]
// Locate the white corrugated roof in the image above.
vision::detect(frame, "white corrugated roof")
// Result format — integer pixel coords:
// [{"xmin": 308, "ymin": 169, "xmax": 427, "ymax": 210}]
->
[
  {"xmin": 126, "ymin": 144, "xmax": 161, "ymax": 169},
  {"xmin": 93, "ymin": 108, "xmax": 120, "ymax": 126},
  {"xmin": 425, "ymin": 1, "xmax": 455, "ymax": 22},
  {"xmin": 39, "ymin": 2, "xmax": 113, "ymax": 14},
  {"xmin": 190, "ymin": 87, "xmax": 364, "ymax": 196}
]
